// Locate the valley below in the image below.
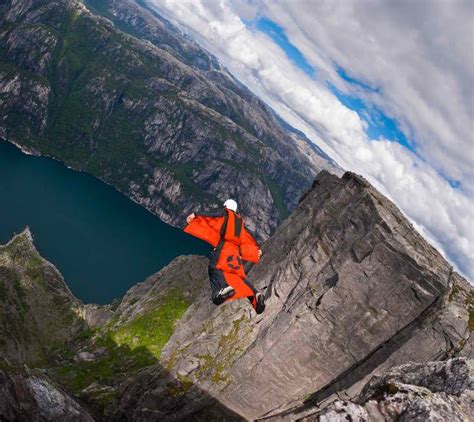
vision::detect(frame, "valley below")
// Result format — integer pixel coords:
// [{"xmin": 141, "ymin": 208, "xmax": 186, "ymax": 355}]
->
[{"xmin": 0, "ymin": 139, "xmax": 208, "ymax": 304}]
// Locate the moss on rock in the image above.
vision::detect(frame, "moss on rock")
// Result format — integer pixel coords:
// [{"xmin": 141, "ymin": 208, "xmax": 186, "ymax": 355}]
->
[{"xmin": 111, "ymin": 288, "xmax": 190, "ymax": 359}]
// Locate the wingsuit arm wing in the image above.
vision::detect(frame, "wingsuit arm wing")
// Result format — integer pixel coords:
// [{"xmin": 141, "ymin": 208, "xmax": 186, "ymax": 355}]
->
[
  {"xmin": 184, "ymin": 213, "xmax": 224, "ymax": 247},
  {"xmin": 240, "ymin": 225, "xmax": 260, "ymax": 263}
]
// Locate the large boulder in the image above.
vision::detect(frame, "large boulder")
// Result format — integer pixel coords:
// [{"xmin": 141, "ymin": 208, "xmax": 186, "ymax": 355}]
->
[
  {"xmin": 0, "ymin": 369, "xmax": 94, "ymax": 421},
  {"xmin": 313, "ymin": 358, "xmax": 473, "ymax": 422}
]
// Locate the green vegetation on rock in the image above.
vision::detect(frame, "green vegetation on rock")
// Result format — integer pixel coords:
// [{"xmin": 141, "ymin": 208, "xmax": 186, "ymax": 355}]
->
[
  {"xmin": 0, "ymin": 281, "xmax": 7, "ymax": 302},
  {"xmin": 111, "ymin": 288, "xmax": 190, "ymax": 359},
  {"xmin": 0, "ymin": 231, "xmax": 84, "ymax": 366},
  {"xmin": 192, "ymin": 315, "xmax": 249, "ymax": 387},
  {"xmin": 50, "ymin": 287, "xmax": 190, "ymax": 404},
  {"xmin": 52, "ymin": 333, "xmax": 155, "ymax": 394},
  {"xmin": 466, "ymin": 291, "xmax": 474, "ymax": 332}
]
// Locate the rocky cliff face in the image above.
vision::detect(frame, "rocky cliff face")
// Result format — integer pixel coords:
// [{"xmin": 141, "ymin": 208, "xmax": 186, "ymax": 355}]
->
[
  {"xmin": 0, "ymin": 368, "xmax": 95, "ymax": 421},
  {"xmin": 311, "ymin": 358, "xmax": 473, "ymax": 421},
  {"xmin": 0, "ymin": 171, "xmax": 472, "ymax": 421},
  {"xmin": 0, "ymin": 0, "xmax": 340, "ymax": 241},
  {"xmin": 111, "ymin": 171, "xmax": 472, "ymax": 420},
  {"xmin": 0, "ymin": 229, "xmax": 85, "ymax": 365}
]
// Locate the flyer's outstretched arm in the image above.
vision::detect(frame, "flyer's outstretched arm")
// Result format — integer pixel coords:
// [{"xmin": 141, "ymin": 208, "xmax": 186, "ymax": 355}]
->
[{"xmin": 184, "ymin": 211, "xmax": 224, "ymax": 247}]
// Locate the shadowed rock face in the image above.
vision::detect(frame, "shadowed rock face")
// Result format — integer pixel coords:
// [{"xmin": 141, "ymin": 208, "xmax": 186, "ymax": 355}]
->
[{"xmin": 0, "ymin": 369, "xmax": 95, "ymax": 422}]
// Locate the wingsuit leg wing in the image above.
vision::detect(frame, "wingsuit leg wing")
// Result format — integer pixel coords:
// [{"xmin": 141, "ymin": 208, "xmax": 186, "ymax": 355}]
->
[{"xmin": 222, "ymin": 273, "xmax": 255, "ymax": 302}]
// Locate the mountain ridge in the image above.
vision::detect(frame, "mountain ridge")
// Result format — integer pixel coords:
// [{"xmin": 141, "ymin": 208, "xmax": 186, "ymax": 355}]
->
[{"xmin": 0, "ymin": 0, "xmax": 340, "ymax": 241}]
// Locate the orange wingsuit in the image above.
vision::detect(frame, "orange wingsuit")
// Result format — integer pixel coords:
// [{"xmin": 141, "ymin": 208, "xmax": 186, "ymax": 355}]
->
[{"xmin": 184, "ymin": 208, "xmax": 261, "ymax": 309}]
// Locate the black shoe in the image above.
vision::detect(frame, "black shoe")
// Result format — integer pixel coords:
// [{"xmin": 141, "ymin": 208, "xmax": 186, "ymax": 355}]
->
[
  {"xmin": 255, "ymin": 293, "xmax": 265, "ymax": 314},
  {"xmin": 212, "ymin": 286, "xmax": 235, "ymax": 305}
]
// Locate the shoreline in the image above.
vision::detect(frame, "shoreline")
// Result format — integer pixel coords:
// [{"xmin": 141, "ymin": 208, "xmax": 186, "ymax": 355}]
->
[
  {"xmin": 0, "ymin": 138, "xmax": 205, "ymax": 306},
  {"xmin": 6, "ymin": 139, "xmax": 41, "ymax": 157},
  {"xmin": 1, "ymin": 137, "xmax": 175, "ymax": 226}
]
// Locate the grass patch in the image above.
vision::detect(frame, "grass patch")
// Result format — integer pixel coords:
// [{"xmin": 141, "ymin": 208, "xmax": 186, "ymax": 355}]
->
[
  {"xmin": 52, "ymin": 288, "xmax": 190, "ymax": 399},
  {"xmin": 111, "ymin": 288, "xmax": 189, "ymax": 359},
  {"xmin": 52, "ymin": 334, "xmax": 155, "ymax": 394},
  {"xmin": 166, "ymin": 343, "xmax": 191, "ymax": 372},
  {"xmin": 12, "ymin": 278, "xmax": 29, "ymax": 315},
  {"xmin": 77, "ymin": 328, "xmax": 96, "ymax": 341},
  {"xmin": 28, "ymin": 254, "xmax": 43, "ymax": 268},
  {"xmin": 3, "ymin": 234, "xmax": 29, "ymax": 257},
  {"xmin": 167, "ymin": 373, "xmax": 194, "ymax": 398},
  {"xmin": 448, "ymin": 283, "xmax": 462, "ymax": 302},
  {"xmin": 386, "ymin": 383, "xmax": 399, "ymax": 395},
  {"xmin": 193, "ymin": 316, "xmax": 247, "ymax": 386}
]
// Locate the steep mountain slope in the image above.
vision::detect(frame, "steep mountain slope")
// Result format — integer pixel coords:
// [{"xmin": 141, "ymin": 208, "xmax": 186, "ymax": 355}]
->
[
  {"xmin": 0, "ymin": 230, "xmax": 222, "ymax": 419},
  {"xmin": 0, "ymin": 171, "xmax": 471, "ymax": 421},
  {"xmin": 0, "ymin": 229, "xmax": 85, "ymax": 365},
  {"xmin": 0, "ymin": 232, "xmax": 240, "ymax": 420},
  {"xmin": 114, "ymin": 171, "xmax": 472, "ymax": 420},
  {"xmin": 0, "ymin": 0, "xmax": 339, "ymax": 240}
]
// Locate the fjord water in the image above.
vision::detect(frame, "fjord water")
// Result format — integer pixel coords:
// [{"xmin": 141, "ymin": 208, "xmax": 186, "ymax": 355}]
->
[{"xmin": 0, "ymin": 140, "xmax": 210, "ymax": 304}]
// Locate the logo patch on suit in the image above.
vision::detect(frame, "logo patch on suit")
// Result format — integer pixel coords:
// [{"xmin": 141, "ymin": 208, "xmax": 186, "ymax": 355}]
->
[{"xmin": 227, "ymin": 255, "xmax": 242, "ymax": 270}]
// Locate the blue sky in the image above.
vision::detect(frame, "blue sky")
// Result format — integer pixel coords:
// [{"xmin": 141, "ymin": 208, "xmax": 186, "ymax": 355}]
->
[
  {"xmin": 249, "ymin": 17, "xmax": 418, "ymax": 155},
  {"xmin": 249, "ymin": 15, "xmax": 464, "ymax": 191},
  {"xmin": 253, "ymin": 17, "xmax": 316, "ymax": 78}
]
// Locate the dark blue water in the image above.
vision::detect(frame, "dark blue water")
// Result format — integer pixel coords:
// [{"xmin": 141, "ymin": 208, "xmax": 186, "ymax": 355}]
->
[{"xmin": 0, "ymin": 140, "xmax": 210, "ymax": 304}]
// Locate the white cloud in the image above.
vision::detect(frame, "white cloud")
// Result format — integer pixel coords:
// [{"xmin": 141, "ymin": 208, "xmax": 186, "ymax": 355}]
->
[
  {"xmin": 147, "ymin": 0, "xmax": 474, "ymax": 280},
  {"xmin": 261, "ymin": 0, "xmax": 474, "ymax": 188}
]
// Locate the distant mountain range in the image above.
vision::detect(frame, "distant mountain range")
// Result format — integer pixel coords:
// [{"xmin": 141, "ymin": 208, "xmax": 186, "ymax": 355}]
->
[{"xmin": 0, "ymin": 0, "xmax": 340, "ymax": 240}]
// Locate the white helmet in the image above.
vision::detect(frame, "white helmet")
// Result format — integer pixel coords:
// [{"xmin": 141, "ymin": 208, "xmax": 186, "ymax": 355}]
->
[{"xmin": 223, "ymin": 199, "xmax": 238, "ymax": 212}]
